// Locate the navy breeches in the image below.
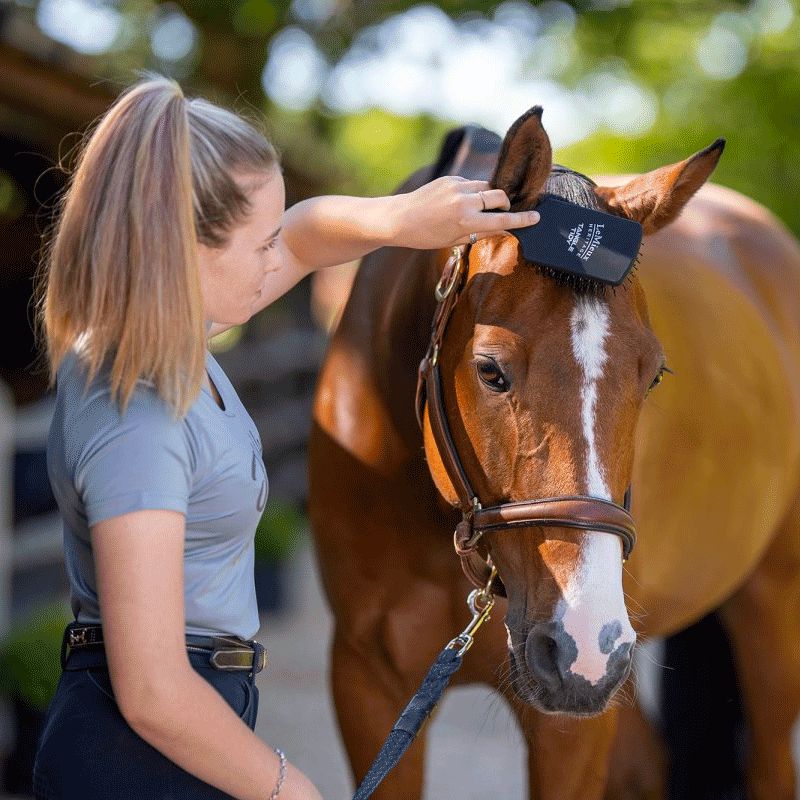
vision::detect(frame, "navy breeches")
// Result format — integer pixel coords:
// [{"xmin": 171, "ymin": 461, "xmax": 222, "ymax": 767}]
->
[{"xmin": 32, "ymin": 648, "xmax": 259, "ymax": 799}]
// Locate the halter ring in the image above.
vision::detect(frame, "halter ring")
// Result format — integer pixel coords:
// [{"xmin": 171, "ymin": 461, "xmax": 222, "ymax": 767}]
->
[{"xmin": 468, "ymin": 232, "xmax": 478, "ymax": 245}]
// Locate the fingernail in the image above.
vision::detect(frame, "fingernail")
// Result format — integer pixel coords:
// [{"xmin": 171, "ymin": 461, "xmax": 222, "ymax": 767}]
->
[{"xmin": 529, "ymin": 211, "xmax": 540, "ymax": 224}]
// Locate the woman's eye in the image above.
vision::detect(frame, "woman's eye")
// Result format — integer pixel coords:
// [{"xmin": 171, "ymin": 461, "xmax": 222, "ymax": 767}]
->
[
  {"xmin": 259, "ymin": 238, "xmax": 278, "ymax": 253},
  {"xmin": 476, "ymin": 358, "xmax": 509, "ymax": 392}
]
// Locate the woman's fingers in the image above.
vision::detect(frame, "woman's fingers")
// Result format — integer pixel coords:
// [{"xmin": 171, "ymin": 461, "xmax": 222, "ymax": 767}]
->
[
  {"xmin": 452, "ymin": 179, "xmax": 538, "ymax": 226},
  {"xmin": 459, "ymin": 182, "xmax": 541, "ymax": 229},
  {"xmin": 452, "ymin": 208, "xmax": 541, "ymax": 246},
  {"xmin": 482, "ymin": 208, "xmax": 540, "ymax": 230},
  {"xmin": 399, "ymin": 175, "xmax": 541, "ymax": 250},
  {"xmin": 475, "ymin": 188, "xmax": 511, "ymax": 211},
  {"xmin": 451, "ymin": 178, "xmax": 492, "ymax": 190},
  {"xmin": 454, "ymin": 176, "xmax": 542, "ymax": 236},
  {"xmin": 445, "ymin": 176, "xmax": 524, "ymax": 216}
]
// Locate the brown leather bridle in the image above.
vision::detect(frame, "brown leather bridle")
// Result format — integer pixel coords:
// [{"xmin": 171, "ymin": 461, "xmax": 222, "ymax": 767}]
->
[{"xmin": 415, "ymin": 244, "xmax": 636, "ymax": 597}]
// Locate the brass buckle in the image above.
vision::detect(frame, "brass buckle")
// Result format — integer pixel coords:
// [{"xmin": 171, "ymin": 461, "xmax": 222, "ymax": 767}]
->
[
  {"xmin": 209, "ymin": 642, "xmax": 268, "ymax": 673},
  {"xmin": 434, "ymin": 247, "xmax": 463, "ymax": 302},
  {"xmin": 254, "ymin": 642, "xmax": 267, "ymax": 672},
  {"xmin": 209, "ymin": 647, "xmax": 253, "ymax": 670}
]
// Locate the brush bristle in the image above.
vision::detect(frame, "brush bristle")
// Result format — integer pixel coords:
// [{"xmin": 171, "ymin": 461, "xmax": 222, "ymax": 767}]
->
[{"xmin": 532, "ymin": 264, "xmax": 610, "ymax": 296}]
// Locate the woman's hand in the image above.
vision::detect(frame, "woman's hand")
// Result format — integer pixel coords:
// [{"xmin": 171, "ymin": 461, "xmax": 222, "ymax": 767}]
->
[{"xmin": 391, "ymin": 176, "xmax": 540, "ymax": 249}]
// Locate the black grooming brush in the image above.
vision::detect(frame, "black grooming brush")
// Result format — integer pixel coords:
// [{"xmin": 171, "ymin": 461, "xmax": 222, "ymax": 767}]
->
[{"xmin": 508, "ymin": 195, "xmax": 643, "ymax": 287}]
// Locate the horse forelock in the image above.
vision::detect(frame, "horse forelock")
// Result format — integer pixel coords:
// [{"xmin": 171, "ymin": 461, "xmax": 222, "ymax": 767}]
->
[{"xmin": 544, "ymin": 164, "xmax": 601, "ymax": 210}]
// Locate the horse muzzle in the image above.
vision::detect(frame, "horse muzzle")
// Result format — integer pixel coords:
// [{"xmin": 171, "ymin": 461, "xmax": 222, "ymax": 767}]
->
[{"xmin": 506, "ymin": 606, "xmax": 636, "ymax": 715}]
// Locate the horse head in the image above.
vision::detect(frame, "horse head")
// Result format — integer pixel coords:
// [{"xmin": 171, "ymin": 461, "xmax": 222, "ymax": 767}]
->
[{"xmin": 421, "ymin": 107, "xmax": 724, "ymax": 715}]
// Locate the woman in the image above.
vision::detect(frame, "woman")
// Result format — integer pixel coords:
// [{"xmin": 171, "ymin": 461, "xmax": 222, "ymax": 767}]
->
[{"xmin": 31, "ymin": 75, "xmax": 539, "ymax": 800}]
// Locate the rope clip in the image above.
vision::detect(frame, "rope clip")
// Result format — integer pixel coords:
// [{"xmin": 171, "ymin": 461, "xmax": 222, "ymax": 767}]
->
[{"xmin": 446, "ymin": 566, "xmax": 497, "ymax": 656}]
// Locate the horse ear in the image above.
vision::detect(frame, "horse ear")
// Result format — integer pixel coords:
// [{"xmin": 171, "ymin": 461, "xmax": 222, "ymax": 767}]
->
[
  {"xmin": 491, "ymin": 106, "xmax": 553, "ymax": 211},
  {"xmin": 594, "ymin": 139, "xmax": 726, "ymax": 235}
]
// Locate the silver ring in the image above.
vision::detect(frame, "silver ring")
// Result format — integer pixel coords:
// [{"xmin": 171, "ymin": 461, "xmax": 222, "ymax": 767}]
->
[
  {"xmin": 468, "ymin": 232, "xmax": 478, "ymax": 245},
  {"xmin": 478, "ymin": 190, "xmax": 486, "ymax": 211}
]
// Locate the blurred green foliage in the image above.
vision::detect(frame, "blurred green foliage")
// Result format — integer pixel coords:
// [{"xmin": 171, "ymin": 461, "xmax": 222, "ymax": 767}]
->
[
  {"xmin": 0, "ymin": 602, "xmax": 72, "ymax": 711},
  {"xmin": 9, "ymin": 0, "xmax": 800, "ymax": 233},
  {"xmin": 254, "ymin": 499, "xmax": 306, "ymax": 562},
  {"xmin": 329, "ymin": 109, "xmax": 453, "ymax": 193},
  {"xmin": 0, "ymin": 168, "xmax": 26, "ymax": 221},
  {"xmin": 556, "ymin": 2, "xmax": 800, "ymax": 234}
]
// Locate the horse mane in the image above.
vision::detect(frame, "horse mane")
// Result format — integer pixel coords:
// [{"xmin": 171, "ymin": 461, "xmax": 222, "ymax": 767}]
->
[{"xmin": 544, "ymin": 164, "xmax": 600, "ymax": 210}]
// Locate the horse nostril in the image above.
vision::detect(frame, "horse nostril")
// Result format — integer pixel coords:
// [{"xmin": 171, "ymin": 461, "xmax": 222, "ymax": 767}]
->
[
  {"xmin": 525, "ymin": 627, "xmax": 566, "ymax": 690},
  {"xmin": 607, "ymin": 640, "xmax": 635, "ymax": 684}
]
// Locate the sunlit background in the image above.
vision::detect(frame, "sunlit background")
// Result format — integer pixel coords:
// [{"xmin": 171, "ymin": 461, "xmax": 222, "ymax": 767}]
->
[
  {"xmin": 0, "ymin": 0, "xmax": 799, "ymax": 796},
  {"xmin": 3, "ymin": 0, "xmax": 798, "ymax": 198},
  {"xmin": 27, "ymin": 0, "xmax": 798, "ymax": 141}
]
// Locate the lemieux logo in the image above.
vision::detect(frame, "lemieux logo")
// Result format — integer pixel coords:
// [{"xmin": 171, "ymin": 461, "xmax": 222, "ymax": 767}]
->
[{"xmin": 566, "ymin": 221, "xmax": 605, "ymax": 262}]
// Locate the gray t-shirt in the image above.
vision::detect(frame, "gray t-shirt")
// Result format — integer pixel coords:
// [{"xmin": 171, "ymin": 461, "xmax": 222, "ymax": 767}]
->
[{"xmin": 47, "ymin": 348, "xmax": 268, "ymax": 639}]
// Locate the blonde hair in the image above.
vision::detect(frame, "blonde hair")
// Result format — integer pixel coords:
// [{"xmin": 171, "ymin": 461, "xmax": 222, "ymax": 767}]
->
[{"xmin": 38, "ymin": 75, "xmax": 279, "ymax": 416}]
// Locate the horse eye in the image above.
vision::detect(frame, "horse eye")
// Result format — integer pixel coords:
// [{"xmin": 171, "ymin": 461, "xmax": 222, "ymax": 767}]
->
[
  {"xmin": 646, "ymin": 367, "xmax": 665, "ymax": 397},
  {"xmin": 476, "ymin": 357, "xmax": 509, "ymax": 392}
]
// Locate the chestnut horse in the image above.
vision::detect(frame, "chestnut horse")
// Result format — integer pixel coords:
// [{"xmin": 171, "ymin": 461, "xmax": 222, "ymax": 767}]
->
[{"xmin": 308, "ymin": 108, "xmax": 800, "ymax": 799}]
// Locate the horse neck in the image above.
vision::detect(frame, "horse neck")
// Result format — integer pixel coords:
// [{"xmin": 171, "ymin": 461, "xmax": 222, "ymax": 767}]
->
[{"xmin": 365, "ymin": 244, "xmax": 444, "ymax": 440}]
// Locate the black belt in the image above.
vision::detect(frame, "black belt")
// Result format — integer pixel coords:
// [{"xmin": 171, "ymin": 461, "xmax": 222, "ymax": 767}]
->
[{"xmin": 60, "ymin": 622, "xmax": 268, "ymax": 674}]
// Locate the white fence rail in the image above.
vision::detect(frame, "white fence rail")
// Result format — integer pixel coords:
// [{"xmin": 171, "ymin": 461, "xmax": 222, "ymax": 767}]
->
[{"xmin": 0, "ymin": 387, "xmax": 60, "ymax": 645}]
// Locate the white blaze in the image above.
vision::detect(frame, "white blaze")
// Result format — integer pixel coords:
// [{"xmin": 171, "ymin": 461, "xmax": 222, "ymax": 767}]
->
[
  {"xmin": 570, "ymin": 295, "xmax": 611, "ymax": 498},
  {"xmin": 563, "ymin": 295, "xmax": 635, "ymax": 684}
]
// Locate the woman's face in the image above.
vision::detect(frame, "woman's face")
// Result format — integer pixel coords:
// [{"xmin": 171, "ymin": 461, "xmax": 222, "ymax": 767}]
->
[{"xmin": 197, "ymin": 167, "xmax": 286, "ymax": 326}]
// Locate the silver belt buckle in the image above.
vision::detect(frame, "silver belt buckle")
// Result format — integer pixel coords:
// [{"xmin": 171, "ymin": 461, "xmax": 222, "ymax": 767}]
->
[{"xmin": 68, "ymin": 628, "xmax": 88, "ymax": 647}]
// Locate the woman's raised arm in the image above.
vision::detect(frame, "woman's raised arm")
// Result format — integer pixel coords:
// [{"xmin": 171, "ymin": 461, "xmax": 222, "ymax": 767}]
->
[
  {"xmin": 279, "ymin": 175, "xmax": 540, "ymax": 274},
  {"xmin": 202, "ymin": 175, "xmax": 542, "ymax": 338}
]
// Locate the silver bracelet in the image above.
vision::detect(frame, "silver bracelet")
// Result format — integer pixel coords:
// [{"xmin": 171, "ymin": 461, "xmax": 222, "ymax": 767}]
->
[{"xmin": 268, "ymin": 746, "xmax": 287, "ymax": 800}]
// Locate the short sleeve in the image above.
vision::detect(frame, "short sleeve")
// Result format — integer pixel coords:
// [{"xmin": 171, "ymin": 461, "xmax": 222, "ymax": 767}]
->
[{"xmin": 72, "ymin": 386, "xmax": 194, "ymax": 528}]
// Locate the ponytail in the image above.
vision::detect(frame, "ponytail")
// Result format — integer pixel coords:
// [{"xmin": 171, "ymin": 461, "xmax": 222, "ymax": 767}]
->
[{"xmin": 39, "ymin": 75, "xmax": 278, "ymax": 416}]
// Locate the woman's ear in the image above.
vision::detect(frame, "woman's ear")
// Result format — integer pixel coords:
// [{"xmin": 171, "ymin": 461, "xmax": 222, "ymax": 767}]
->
[
  {"xmin": 594, "ymin": 139, "xmax": 725, "ymax": 235},
  {"xmin": 491, "ymin": 106, "xmax": 553, "ymax": 212}
]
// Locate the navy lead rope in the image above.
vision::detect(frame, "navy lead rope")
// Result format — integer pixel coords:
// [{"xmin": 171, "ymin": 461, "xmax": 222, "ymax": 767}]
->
[
  {"xmin": 351, "ymin": 647, "xmax": 463, "ymax": 800},
  {"xmin": 351, "ymin": 578, "xmax": 496, "ymax": 800}
]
